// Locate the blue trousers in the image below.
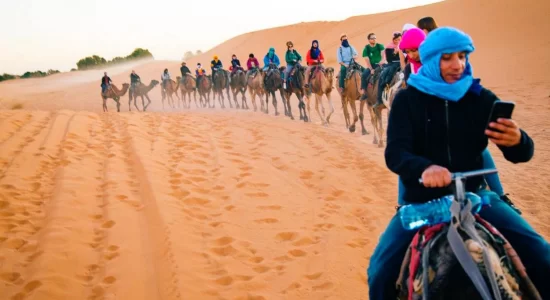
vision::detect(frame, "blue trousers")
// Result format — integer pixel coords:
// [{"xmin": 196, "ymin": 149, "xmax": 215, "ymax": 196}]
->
[
  {"xmin": 370, "ymin": 184, "xmax": 550, "ymax": 299},
  {"xmin": 397, "ymin": 148, "xmax": 504, "ymax": 205}
]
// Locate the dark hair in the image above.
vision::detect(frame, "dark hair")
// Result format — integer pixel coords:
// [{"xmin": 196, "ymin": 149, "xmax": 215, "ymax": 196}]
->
[
  {"xmin": 249, "ymin": 53, "xmax": 254, "ymax": 58},
  {"xmin": 417, "ymin": 16, "xmax": 438, "ymax": 33},
  {"xmin": 367, "ymin": 33, "xmax": 376, "ymax": 40},
  {"xmin": 392, "ymin": 32, "xmax": 402, "ymax": 40}
]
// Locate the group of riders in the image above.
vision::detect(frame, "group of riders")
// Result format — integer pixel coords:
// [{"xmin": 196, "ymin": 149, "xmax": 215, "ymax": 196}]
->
[{"xmin": 97, "ymin": 16, "xmax": 550, "ymax": 299}]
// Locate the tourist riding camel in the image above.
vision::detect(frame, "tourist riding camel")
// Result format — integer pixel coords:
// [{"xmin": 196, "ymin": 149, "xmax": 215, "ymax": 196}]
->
[
  {"xmin": 263, "ymin": 47, "xmax": 280, "ymax": 71},
  {"xmin": 304, "ymin": 39, "xmax": 325, "ymax": 89},
  {"xmin": 367, "ymin": 26, "xmax": 550, "ymax": 299},
  {"xmin": 161, "ymin": 68, "xmax": 171, "ymax": 90},
  {"xmin": 282, "ymin": 41, "xmax": 302, "ymax": 89},
  {"xmin": 417, "ymin": 16, "xmax": 439, "ymax": 34},
  {"xmin": 129, "ymin": 70, "xmax": 141, "ymax": 94},
  {"xmin": 372, "ymin": 32, "xmax": 403, "ymax": 107},
  {"xmin": 195, "ymin": 63, "xmax": 207, "ymax": 87},
  {"xmin": 229, "ymin": 54, "xmax": 243, "ymax": 76},
  {"xmin": 246, "ymin": 53, "xmax": 260, "ymax": 77},
  {"xmin": 400, "ymin": 27, "xmax": 426, "ymax": 83},
  {"xmin": 360, "ymin": 33, "xmax": 386, "ymax": 98},
  {"xmin": 100, "ymin": 72, "xmax": 112, "ymax": 95},
  {"xmin": 180, "ymin": 62, "xmax": 191, "ymax": 77},
  {"xmin": 336, "ymin": 33, "xmax": 359, "ymax": 93}
]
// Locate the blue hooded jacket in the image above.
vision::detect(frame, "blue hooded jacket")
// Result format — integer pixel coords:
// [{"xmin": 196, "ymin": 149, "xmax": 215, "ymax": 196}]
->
[{"xmin": 263, "ymin": 47, "xmax": 280, "ymax": 67}]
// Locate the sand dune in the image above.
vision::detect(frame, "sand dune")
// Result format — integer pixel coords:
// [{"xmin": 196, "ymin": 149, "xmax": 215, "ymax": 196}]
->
[{"xmin": 1, "ymin": 0, "xmax": 550, "ymax": 298}]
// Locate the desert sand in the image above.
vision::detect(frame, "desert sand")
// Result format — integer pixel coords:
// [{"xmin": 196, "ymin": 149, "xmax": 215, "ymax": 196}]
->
[{"xmin": 1, "ymin": 0, "xmax": 549, "ymax": 299}]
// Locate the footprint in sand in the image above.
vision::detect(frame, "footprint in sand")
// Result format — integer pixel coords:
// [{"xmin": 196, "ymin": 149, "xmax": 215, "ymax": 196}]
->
[
  {"xmin": 245, "ymin": 192, "xmax": 269, "ymax": 198},
  {"xmin": 305, "ymin": 272, "xmax": 323, "ymax": 280},
  {"xmin": 254, "ymin": 218, "xmax": 278, "ymax": 224},
  {"xmin": 101, "ymin": 220, "xmax": 115, "ymax": 228},
  {"xmin": 257, "ymin": 205, "xmax": 282, "ymax": 211},
  {"xmin": 300, "ymin": 170, "xmax": 314, "ymax": 180},
  {"xmin": 103, "ymin": 276, "xmax": 117, "ymax": 284},
  {"xmin": 288, "ymin": 249, "xmax": 307, "ymax": 257},
  {"xmin": 275, "ymin": 232, "xmax": 298, "ymax": 242}
]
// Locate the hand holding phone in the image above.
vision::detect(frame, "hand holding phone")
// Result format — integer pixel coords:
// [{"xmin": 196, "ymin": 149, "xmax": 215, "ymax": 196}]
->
[{"xmin": 485, "ymin": 101, "xmax": 521, "ymax": 146}]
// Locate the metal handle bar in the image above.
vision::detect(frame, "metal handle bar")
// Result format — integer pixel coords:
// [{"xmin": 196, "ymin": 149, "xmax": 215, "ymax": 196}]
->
[{"xmin": 418, "ymin": 168, "xmax": 498, "ymax": 184}]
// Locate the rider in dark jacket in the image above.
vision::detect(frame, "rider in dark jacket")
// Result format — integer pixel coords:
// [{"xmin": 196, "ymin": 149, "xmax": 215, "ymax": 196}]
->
[{"xmin": 367, "ymin": 26, "xmax": 549, "ymax": 300}]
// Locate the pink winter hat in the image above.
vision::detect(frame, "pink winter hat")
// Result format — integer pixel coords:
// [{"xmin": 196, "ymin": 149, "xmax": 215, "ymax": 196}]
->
[{"xmin": 399, "ymin": 28, "xmax": 426, "ymax": 51}]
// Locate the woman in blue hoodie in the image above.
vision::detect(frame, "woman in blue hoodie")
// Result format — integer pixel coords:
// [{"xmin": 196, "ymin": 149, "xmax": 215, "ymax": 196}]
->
[{"xmin": 263, "ymin": 47, "xmax": 280, "ymax": 71}]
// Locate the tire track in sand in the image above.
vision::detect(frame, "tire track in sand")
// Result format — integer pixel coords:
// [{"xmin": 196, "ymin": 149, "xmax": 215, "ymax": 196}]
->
[
  {"xmin": 0, "ymin": 111, "xmax": 78, "ymax": 299},
  {"xmin": 113, "ymin": 113, "xmax": 182, "ymax": 300}
]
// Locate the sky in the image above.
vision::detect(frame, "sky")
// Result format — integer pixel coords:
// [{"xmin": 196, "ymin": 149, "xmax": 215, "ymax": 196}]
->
[{"xmin": 0, "ymin": 0, "xmax": 442, "ymax": 74}]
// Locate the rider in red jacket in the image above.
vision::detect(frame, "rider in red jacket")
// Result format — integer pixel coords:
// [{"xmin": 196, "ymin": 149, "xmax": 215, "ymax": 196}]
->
[{"xmin": 304, "ymin": 40, "xmax": 324, "ymax": 88}]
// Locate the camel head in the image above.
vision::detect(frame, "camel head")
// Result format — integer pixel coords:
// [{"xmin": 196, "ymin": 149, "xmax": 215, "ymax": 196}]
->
[
  {"xmin": 151, "ymin": 79, "xmax": 160, "ymax": 86},
  {"xmin": 278, "ymin": 66, "xmax": 286, "ymax": 73},
  {"xmin": 122, "ymin": 83, "xmax": 130, "ymax": 89},
  {"xmin": 325, "ymin": 67, "xmax": 335, "ymax": 78},
  {"xmin": 176, "ymin": 76, "xmax": 181, "ymax": 81}
]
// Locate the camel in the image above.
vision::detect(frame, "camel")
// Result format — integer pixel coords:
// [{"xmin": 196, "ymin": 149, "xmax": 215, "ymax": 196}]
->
[
  {"xmin": 246, "ymin": 69, "xmax": 265, "ymax": 112},
  {"xmin": 229, "ymin": 68, "xmax": 248, "ymax": 109},
  {"xmin": 101, "ymin": 83, "xmax": 129, "ymax": 112},
  {"xmin": 280, "ymin": 65, "xmax": 308, "ymax": 122},
  {"xmin": 381, "ymin": 70, "xmax": 405, "ymax": 118},
  {"xmin": 160, "ymin": 79, "xmax": 180, "ymax": 109},
  {"xmin": 364, "ymin": 67, "xmax": 390, "ymax": 148},
  {"xmin": 263, "ymin": 65, "xmax": 284, "ymax": 116},
  {"xmin": 306, "ymin": 66, "xmax": 335, "ymax": 126},
  {"xmin": 128, "ymin": 80, "xmax": 159, "ymax": 112},
  {"xmin": 336, "ymin": 63, "xmax": 368, "ymax": 134},
  {"xmin": 196, "ymin": 75, "xmax": 213, "ymax": 108},
  {"xmin": 212, "ymin": 69, "xmax": 231, "ymax": 109},
  {"xmin": 176, "ymin": 75, "xmax": 198, "ymax": 109}
]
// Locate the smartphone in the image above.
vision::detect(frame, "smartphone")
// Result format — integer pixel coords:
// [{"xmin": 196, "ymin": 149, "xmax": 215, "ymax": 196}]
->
[{"xmin": 486, "ymin": 101, "xmax": 515, "ymax": 133}]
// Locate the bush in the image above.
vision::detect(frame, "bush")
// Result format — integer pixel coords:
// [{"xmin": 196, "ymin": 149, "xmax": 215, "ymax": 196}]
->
[{"xmin": 75, "ymin": 48, "xmax": 154, "ymax": 70}]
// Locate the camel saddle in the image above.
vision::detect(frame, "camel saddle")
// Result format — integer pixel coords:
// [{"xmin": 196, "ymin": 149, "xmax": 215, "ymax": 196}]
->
[
  {"xmin": 368, "ymin": 66, "xmax": 383, "ymax": 86},
  {"xmin": 309, "ymin": 65, "xmax": 325, "ymax": 80}
]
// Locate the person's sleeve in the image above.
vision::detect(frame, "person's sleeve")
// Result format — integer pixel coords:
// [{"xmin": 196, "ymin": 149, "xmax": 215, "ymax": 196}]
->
[
  {"xmin": 385, "ymin": 90, "xmax": 434, "ymax": 183},
  {"xmin": 481, "ymin": 89, "xmax": 535, "ymax": 163}
]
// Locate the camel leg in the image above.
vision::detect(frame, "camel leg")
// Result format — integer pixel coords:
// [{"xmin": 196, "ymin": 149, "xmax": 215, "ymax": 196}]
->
[
  {"xmin": 340, "ymin": 95, "xmax": 350, "ymax": 128},
  {"xmin": 103, "ymin": 97, "xmax": 108, "ymax": 112},
  {"xmin": 326, "ymin": 92, "xmax": 335, "ymax": 124},
  {"xmin": 367, "ymin": 105, "xmax": 379, "ymax": 145},
  {"xmin": 265, "ymin": 93, "xmax": 269, "ymax": 115},
  {"xmin": 143, "ymin": 95, "xmax": 151, "ymax": 111},
  {"xmin": 348, "ymin": 96, "xmax": 360, "ymax": 133},
  {"xmin": 250, "ymin": 90, "xmax": 257, "ymax": 112},
  {"xmin": 306, "ymin": 94, "xmax": 312, "ymax": 122},
  {"xmin": 298, "ymin": 94, "xmax": 308, "ymax": 123},
  {"xmin": 285, "ymin": 93, "xmax": 295, "ymax": 120},
  {"xmin": 128, "ymin": 95, "xmax": 132, "ymax": 111},
  {"xmin": 272, "ymin": 91, "xmax": 279, "ymax": 116},
  {"xmin": 376, "ymin": 107, "xmax": 385, "ymax": 148},
  {"xmin": 114, "ymin": 98, "xmax": 121, "ymax": 112},
  {"xmin": 314, "ymin": 94, "xmax": 325, "ymax": 125},
  {"xmin": 359, "ymin": 100, "xmax": 369, "ymax": 135},
  {"xmin": 226, "ymin": 87, "xmax": 233, "ymax": 109},
  {"xmin": 318, "ymin": 94, "xmax": 328, "ymax": 125}
]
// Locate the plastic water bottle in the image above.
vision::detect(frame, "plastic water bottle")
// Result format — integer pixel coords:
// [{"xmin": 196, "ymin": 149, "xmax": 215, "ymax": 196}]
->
[{"xmin": 399, "ymin": 192, "xmax": 494, "ymax": 230}]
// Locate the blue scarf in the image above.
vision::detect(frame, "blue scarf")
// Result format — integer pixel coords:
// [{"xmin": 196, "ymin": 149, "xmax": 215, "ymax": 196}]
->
[
  {"xmin": 310, "ymin": 40, "xmax": 320, "ymax": 59},
  {"xmin": 407, "ymin": 27, "xmax": 477, "ymax": 102}
]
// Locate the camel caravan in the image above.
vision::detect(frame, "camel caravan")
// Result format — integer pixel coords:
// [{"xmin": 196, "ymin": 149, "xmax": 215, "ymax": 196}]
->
[{"xmin": 99, "ymin": 34, "xmax": 410, "ymax": 144}]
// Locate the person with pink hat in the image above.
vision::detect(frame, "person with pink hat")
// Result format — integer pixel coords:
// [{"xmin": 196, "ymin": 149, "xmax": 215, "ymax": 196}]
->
[{"xmin": 399, "ymin": 27, "xmax": 426, "ymax": 81}]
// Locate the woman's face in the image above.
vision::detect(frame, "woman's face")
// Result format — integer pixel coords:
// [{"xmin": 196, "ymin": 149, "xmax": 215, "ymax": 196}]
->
[
  {"xmin": 405, "ymin": 49, "xmax": 420, "ymax": 62},
  {"xmin": 313, "ymin": 42, "xmax": 318, "ymax": 48},
  {"xmin": 393, "ymin": 36, "xmax": 402, "ymax": 45},
  {"xmin": 440, "ymin": 51, "xmax": 467, "ymax": 83}
]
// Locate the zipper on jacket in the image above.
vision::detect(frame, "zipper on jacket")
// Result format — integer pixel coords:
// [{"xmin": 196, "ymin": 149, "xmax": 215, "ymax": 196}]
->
[{"xmin": 445, "ymin": 100, "xmax": 452, "ymax": 167}]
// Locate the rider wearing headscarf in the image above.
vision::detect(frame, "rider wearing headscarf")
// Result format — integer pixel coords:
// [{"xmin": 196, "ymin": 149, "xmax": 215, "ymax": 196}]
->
[
  {"xmin": 304, "ymin": 39, "xmax": 325, "ymax": 88},
  {"xmin": 263, "ymin": 47, "xmax": 281, "ymax": 71},
  {"xmin": 367, "ymin": 26, "xmax": 547, "ymax": 300}
]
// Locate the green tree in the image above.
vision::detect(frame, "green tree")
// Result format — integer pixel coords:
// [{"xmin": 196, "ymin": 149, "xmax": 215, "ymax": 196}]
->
[{"xmin": 183, "ymin": 51, "xmax": 194, "ymax": 60}]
